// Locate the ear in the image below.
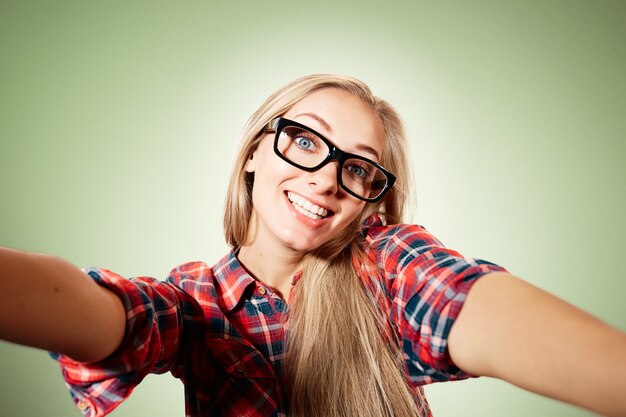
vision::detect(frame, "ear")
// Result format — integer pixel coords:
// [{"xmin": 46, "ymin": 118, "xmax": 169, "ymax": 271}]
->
[{"xmin": 244, "ymin": 152, "xmax": 256, "ymax": 173}]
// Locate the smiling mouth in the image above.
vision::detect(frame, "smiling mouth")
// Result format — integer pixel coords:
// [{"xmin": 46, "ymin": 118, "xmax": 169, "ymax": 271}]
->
[{"xmin": 286, "ymin": 192, "xmax": 333, "ymax": 220}]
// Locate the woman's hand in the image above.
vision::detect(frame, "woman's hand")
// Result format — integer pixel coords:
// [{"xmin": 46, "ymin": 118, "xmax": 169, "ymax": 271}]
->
[
  {"xmin": 0, "ymin": 247, "xmax": 125, "ymax": 362},
  {"xmin": 448, "ymin": 272, "xmax": 626, "ymax": 417}
]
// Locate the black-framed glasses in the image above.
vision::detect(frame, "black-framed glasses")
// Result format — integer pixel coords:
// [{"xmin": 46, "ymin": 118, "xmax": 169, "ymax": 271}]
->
[{"xmin": 266, "ymin": 117, "xmax": 396, "ymax": 202}]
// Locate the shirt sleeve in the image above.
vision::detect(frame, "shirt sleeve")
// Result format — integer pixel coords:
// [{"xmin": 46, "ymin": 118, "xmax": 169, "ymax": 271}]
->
[
  {"xmin": 362, "ymin": 223, "xmax": 507, "ymax": 386},
  {"xmin": 50, "ymin": 267, "xmax": 203, "ymax": 417}
]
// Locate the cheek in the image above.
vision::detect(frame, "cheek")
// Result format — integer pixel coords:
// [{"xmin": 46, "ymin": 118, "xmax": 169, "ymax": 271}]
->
[
  {"xmin": 340, "ymin": 200, "xmax": 367, "ymax": 225},
  {"xmin": 250, "ymin": 156, "xmax": 291, "ymax": 192}
]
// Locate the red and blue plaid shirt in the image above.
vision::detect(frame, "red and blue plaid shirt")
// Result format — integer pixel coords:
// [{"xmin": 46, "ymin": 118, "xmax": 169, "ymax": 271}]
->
[{"xmin": 53, "ymin": 219, "xmax": 505, "ymax": 417}]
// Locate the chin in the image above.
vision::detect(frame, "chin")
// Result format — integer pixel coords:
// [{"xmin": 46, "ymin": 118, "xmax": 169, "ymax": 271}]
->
[
  {"xmin": 279, "ymin": 232, "xmax": 323, "ymax": 253},
  {"xmin": 286, "ymin": 239, "xmax": 321, "ymax": 253}
]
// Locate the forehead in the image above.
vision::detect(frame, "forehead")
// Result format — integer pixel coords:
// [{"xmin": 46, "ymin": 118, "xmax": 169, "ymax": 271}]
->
[{"xmin": 282, "ymin": 88, "xmax": 385, "ymax": 160}]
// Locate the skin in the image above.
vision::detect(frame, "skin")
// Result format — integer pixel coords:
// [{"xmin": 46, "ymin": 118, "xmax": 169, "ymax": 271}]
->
[
  {"xmin": 0, "ymin": 88, "xmax": 624, "ymax": 415},
  {"xmin": 238, "ymin": 88, "xmax": 385, "ymax": 299},
  {"xmin": 0, "ymin": 248, "xmax": 125, "ymax": 363},
  {"xmin": 449, "ymin": 272, "xmax": 626, "ymax": 417}
]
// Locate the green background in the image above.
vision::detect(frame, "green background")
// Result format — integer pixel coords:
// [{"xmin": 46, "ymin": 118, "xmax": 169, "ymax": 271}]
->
[{"xmin": 1, "ymin": 1, "xmax": 624, "ymax": 416}]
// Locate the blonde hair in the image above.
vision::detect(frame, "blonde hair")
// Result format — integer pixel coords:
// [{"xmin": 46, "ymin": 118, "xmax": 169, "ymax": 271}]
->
[{"xmin": 223, "ymin": 74, "xmax": 422, "ymax": 417}]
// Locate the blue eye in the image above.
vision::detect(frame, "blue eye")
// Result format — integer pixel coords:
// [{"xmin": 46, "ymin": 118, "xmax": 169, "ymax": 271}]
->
[
  {"xmin": 294, "ymin": 136, "xmax": 316, "ymax": 151},
  {"xmin": 346, "ymin": 164, "xmax": 370, "ymax": 179},
  {"xmin": 349, "ymin": 166, "xmax": 365, "ymax": 177}
]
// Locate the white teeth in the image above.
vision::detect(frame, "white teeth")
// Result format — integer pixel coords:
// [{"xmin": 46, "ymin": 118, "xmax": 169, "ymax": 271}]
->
[
  {"xmin": 287, "ymin": 192, "xmax": 330, "ymax": 219},
  {"xmin": 293, "ymin": 203, "xmax": 321, "ymax": 219}
]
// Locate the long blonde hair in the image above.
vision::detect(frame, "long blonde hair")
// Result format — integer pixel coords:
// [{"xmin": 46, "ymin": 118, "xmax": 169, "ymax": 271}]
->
[{"xmin": 223, "ymin": 74, "xmax": 421, "ymax": 417}]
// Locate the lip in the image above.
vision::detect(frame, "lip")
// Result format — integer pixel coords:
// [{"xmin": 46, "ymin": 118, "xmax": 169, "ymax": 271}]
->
[{"xmin": 283, "ymin": 191, "xmax": 334, "ymax": 228}]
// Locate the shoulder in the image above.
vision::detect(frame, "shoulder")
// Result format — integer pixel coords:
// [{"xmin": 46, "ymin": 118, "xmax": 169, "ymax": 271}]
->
[
  {"xmin": 167, "ymin": 261, "xmax": 218, "ymax": 297},
  {"xmin": 167, "ymin": 261, "xmax": 215, "ymax": 284},
  {"xmin": 362, "ymin": 223, "xmax": 446, "ymax": 257}
]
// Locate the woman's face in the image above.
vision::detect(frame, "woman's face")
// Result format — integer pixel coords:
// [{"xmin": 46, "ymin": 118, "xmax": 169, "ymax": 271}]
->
[{"xmin": 245, "ymin": 88, "xmax": 385, "ymax": 253}]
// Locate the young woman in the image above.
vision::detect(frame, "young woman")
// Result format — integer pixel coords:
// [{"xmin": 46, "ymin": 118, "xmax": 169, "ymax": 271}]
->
[{"xmin": 1, "ymin": 74, "xmax": 625, "ymax": 417}]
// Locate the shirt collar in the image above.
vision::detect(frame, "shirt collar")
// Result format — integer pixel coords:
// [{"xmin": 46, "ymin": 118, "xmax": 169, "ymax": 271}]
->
[
  {"xmin": 212, "ymin": 249, "xmax": 257, "ymax": 312},
  {"xmin": 291, "ymin": 271, "xmax": 303, "ymax": 286},
  {"xmin": 211, "ymin": 216, "xmax": 384, "ymax": 311},
  {"xmin": 213, "ymin": 249, "xmax": 307, "ymax": 310},
  {"xmin": 363, "ymin": 213, "xmax": 384, "ymax": 227}
]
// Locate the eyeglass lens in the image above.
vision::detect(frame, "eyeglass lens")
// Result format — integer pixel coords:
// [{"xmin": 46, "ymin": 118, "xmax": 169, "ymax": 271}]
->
[{"xmin": 276, "ymin": 125, "xmax": 389, "ymax": 200}]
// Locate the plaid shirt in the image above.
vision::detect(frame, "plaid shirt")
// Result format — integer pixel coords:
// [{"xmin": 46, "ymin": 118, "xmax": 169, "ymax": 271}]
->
[{"xmin": 53, "ymin": 219, "xmax": 505, "ymax": 417}]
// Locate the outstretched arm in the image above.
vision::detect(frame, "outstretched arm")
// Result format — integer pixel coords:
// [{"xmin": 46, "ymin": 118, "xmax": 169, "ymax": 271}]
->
[
  {"xmin": 0, "ymin": 247, "xmax": 125, "ymax": 362},
  {"xmin": 448, "ymin": 272, "xmax": 626, "ymax": 417}
]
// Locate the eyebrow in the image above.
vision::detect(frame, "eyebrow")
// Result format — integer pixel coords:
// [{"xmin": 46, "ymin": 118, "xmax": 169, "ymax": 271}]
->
[
  {"xmin": 294, "ymin": 112, "xmax": 333, "ymax": 133},
  {"xmin": 293, "ymin": 112, "xmax": 381, "ymax": 161}
]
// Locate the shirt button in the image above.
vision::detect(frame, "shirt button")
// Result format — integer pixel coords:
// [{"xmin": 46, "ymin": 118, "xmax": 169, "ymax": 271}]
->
[
  {"xmin": 258, "ymin": 287, "xmax": 267, "ymax": 295},
  {"xmin": 236, "ymin": 364, "xmax": 246, "ymax": 373},
  {"xmin": 77, "ymin": 400, "xmax": 89, "ymax": 411}
]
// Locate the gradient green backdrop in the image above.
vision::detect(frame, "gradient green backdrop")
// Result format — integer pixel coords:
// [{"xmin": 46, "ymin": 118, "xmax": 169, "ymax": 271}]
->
[{"xmin": 1, "ymin": 1, "xmax": 624, "ymax": 416}]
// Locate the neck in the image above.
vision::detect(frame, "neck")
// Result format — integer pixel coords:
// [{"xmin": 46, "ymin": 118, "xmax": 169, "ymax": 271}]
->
[{"xmin": 237, "ymin": 239, "xmax": 304, "ymax": 301}]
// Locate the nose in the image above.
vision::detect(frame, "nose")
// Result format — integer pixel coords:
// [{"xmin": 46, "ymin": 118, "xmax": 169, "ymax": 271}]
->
[{"xmin": 305, "ymin": 161, "xmax": 339, "ymax": 195}]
